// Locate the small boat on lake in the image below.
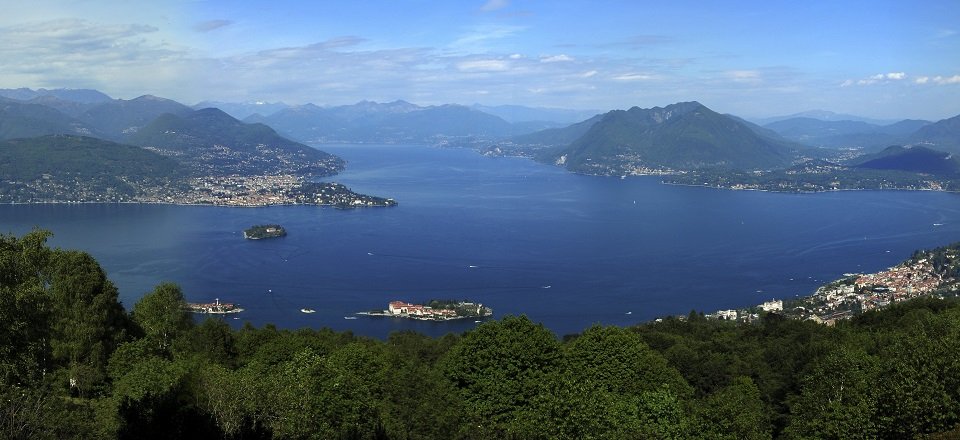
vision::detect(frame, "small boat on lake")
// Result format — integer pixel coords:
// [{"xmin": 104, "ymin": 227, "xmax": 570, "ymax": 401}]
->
[{"xmin": 301, "ymin": 308, "xmax": 316, "ymax": 314}]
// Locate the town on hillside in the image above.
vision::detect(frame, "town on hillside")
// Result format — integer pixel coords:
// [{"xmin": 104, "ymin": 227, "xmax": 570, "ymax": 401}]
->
[{"xmin": 706, "ymin": 243, "xmax": 960, "ymax": 325}]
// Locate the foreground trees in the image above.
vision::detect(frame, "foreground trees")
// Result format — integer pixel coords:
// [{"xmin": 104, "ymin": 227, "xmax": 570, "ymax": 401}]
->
[{"xmin": 1, "ymin": 230, "xmax": 959, "ymax": 439}]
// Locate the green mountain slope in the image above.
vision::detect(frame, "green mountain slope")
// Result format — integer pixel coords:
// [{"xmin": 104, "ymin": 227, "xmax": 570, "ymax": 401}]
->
[
  {"xmin": 0, "ymin": 100, "xmax": 99, "ymax": 140},
  {"xmin": 0, "ymin": 134, "xmax": 181, "ymax": 181},
  {"xmin": 908, "ymin": 114, "xmax": 960, "ymax": 153},
  {"xmin": 78, "ymin": 95, "xmax": 195, "ymax": 140},
  {"xmin": 552, "ymin": 102, "xmax": 797, "ymax": 174},
  {"xmin": 0, "ymin": 134, "xmax": 184, "ymax": 202},
  {"xmin": 130, "ymin": 108, "xmax": 343, "ymax": 176},
  {"xmin": 853, "ymin": 145, "xmax": 960, "ymax": 176}
]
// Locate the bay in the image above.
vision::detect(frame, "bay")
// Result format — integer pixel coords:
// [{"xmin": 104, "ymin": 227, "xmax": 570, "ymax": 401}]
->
[{"xmin": 2, "ymin": 144, "xmax": 959, "ymax": 338}]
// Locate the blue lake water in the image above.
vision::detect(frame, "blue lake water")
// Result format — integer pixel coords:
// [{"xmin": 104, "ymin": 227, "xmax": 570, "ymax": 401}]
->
[{"xmin": 2, "ymin": 144, "xmax": 959, "ymax": 338}]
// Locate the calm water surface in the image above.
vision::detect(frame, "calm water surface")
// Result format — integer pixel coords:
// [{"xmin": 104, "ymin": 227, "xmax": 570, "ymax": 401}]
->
[{"xmin": 2, "ymin": 145, "xmax": 959, "ymax": 338}]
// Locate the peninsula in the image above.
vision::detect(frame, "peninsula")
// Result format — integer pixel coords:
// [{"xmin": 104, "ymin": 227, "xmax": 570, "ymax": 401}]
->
[{"xmin": 359, "ymin": 300, "xmax": 493, "ymax": 321}]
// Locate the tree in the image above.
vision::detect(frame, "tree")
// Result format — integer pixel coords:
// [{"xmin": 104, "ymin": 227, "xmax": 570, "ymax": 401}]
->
[
  {"xmin": 874, "ymin": 311, "xmax": 960, "ymax": 438},
  {"xmin": 784, "ymin": 345, "xmax": 879, "ymax": 439},
  {"xmin": 131, "ymin": 282, "xmax": 193, "ymax": 351},
  {"xmin": 440, "ymin": 315, "xmax": 561, "ymax": 437},
  {"xmin": 47, "ymin": 250, "xmax": 131, "ymax": 396},
  {"xmin": 175, "ymin": 318, "xmax": 237, "ymax": 367},
  {"xmin": 565, "ymin": 325, "xmax": 691, "ymax": 397},
  {"xmin": 697, "ymin": 376, "xmax": 771, "ymax": 440},
  {"xmin": 0, "ymin": 230, "xmax": 53, "ymax": 387}
]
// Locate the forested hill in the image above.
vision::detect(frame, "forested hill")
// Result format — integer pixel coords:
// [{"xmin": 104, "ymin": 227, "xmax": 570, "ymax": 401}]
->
[
  {"xmin": 0, "ymin": 134, "xmax": 182, "ymax": 181},
  {"xmin": 543, "ymin": 101, "xmax": 800, "ymax": 175},
  {"xmin": 2, "ymin": 229, "xmax": 959, "ymax": 439}
]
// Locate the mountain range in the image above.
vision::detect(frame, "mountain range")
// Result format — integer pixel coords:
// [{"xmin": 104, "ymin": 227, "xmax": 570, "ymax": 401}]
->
[
  {"xmin": 760, "ymin": 117, "xmax": 932, "ymax": 150},
  {"xmin": 245, "ymin": 100, "xmax": 529, "ymax": 143},
  {"xmin": 0, "ymin": 89, "xmax": 343, "ymax": 179},
  {"xmin": 0, "ymin": 87, "xmax": 958, "ymax": 180}
]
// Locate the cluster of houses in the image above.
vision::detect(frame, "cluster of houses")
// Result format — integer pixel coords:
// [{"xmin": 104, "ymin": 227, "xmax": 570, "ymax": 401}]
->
[
  {"xmin": 388, "ymin": 301, "xmax": 458, "ymax": 319},
  {"xmin": 713, "ymin": 299, "xmax": 782, "ymax": 322},
  {"xmin": 706, "ymin": 255, "xmax": 956, "ymax": 326}
]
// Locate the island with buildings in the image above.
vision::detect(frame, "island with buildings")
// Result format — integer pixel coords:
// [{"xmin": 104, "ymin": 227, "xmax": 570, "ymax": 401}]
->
[
  {"xmin": 186, "ymin": 298, "xmax": 244, "ymax": 314},
  {"xmin": 244, "ymin": 224, "xmax": 287, "ymax": 240},
  {"xmin": 359, "ymin": 299, "xmax": 493, "ymax": 321}
]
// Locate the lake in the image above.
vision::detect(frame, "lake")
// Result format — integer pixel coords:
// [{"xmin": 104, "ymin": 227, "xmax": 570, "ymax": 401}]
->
[{"xmin": 2, "ymin": 144, "xmax": 959, "ymax": 338}]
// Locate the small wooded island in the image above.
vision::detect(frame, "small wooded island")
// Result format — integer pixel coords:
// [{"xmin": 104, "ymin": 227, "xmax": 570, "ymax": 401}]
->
[
  {"xmin": 359, "ymin": 300, "xmax": 493, "ymax": 321},
  {"xmin": 243, "ymin": 224, "xmax": 287, "ymax": 240}
]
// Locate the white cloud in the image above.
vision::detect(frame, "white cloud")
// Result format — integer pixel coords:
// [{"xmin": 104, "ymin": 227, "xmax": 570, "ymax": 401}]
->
[
  {"xmin": 910, "ymin": 75, "xmax": 960, "ymax": 85},
  {"xmin": 613, "ymin": 73, "xmax": 657, "ymax": 81},
  {"xmin": 456, "ymin": 59, "xmax": 510, "ymax": 72},
  {"xmin": 934, "ymin": 75, "xmax": 960, "ymax": 85},
  {"xmin": 540, "ymin": 54, "xmax": 573, "ymax": 63},
  {"xmin": 449, "ymin": 24, "xmax": 524, "ymax": 52},
  {"xmin": 581, "ymin": 70, "xmax": 598, "ymax": 78},
  {"xmin": 845, "ymin": 72, "xmax": 908, "ymax": 86},
  {"xmin": 508, "ymin": 53, "xmax": 522, "ymax": 59}
]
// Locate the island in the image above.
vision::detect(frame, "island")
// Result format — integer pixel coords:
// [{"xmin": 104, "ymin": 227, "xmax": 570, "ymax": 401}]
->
[
  {"xmin": 243, "ymin": 224, "xmax": 287, "ymax": 240},
  {"xmin": 186, "ymin": 298, "xmax": 244, "ymax": 314},
  {"xmin": 358, "ymin": 300, "xmax": 493, "ymax": 321}
]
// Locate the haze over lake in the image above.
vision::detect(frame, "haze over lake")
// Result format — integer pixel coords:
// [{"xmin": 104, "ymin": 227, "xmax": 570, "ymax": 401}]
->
[{"xmin": 3, "ymin": 145, "xmax": 958, "ymax": 338}]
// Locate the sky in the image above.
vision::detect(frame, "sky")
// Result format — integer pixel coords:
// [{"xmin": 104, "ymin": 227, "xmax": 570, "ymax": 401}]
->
[{"xmin": 0, "ymin": 0, "xmax": 958, "ymax": 120}]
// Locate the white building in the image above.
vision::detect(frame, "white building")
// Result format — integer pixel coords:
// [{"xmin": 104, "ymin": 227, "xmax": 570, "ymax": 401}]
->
[
  {"xmin": 761, "ymin": 299, "xmax": 783, "ymax": 312},
  {"xmin": 717, "ymin": 309, "xmax": 738, "ymax": 320}
]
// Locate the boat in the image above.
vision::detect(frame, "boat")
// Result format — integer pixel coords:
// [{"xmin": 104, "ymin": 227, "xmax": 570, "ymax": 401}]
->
[
  {"xmin": 186, "ymin": 298, "xmax": 244, "ymax": 314},
  {"xmin": 344, "ymin": 316, "xmax": 357, "ymax": 320},
  {"xmin": 300, "ymin": 308, "xmax": 316, "ymax": 314},
  {"xmin": 626, "ymin": 311, "xmax": 632, "ymax": 315}
]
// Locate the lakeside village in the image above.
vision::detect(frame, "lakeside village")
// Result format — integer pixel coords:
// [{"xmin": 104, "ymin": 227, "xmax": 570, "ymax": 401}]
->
[
  {"xmin": 152, "ymin": 175, "xmax": 398, "ymax": 208},
  {"xmin": 706, "ymin": 243, "xmax": 960, "ymax": 326},
  {"xmin": 360, "ymin": 300, "xmax": 494, "ymax": 321},
  {"xmin": 3, "ymin": 173, "xmax": 397, "ymax": 208}
]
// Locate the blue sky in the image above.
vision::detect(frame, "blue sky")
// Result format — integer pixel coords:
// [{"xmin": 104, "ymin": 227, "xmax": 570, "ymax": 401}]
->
[{"xmin": 1, "ymin": 0, "xmax": 958, "ymax": 120}]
